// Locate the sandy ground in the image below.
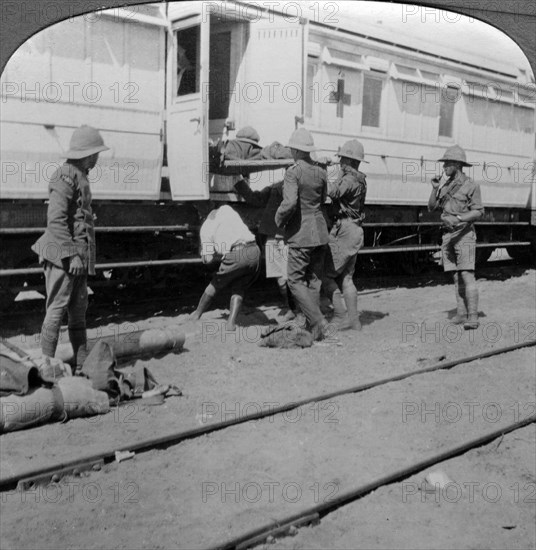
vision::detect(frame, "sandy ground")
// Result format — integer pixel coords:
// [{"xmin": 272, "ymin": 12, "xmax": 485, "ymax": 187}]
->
[{"xmin": 0, "ymin": 268, "xmax": 535, "ymax": 549}]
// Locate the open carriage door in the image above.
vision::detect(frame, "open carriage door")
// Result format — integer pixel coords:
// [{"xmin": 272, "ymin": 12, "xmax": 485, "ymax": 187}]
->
[
  {"xmin": 242, "ymin": 13, "xmax": 306, "ymax": 143},
  {"xmin": 167, "ymin": 12, "xmax": 209, "ymax": 199}
]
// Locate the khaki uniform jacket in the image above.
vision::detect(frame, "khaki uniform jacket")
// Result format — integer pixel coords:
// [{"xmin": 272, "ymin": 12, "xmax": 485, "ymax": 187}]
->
[
  {"xmin": 275, "ymin": 159, "xmax": 329, "ymax": 248},
  {"xmin": 328, "ymin": 165, "xmax": 367, "ymax": 223},
  {"xmin": 31, "ymin": 162, "xmax": 96, "ymax": 275},
  {"xmin": 428, "ymin": 171, "xmax": 484, "ymax": 238}
]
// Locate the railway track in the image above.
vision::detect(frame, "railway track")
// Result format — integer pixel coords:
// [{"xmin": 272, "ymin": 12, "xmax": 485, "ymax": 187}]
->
[
  {"xmin": 2, "ymin": 339, "xmax": 534, "ymax": 494},
  {"xmin": 1, "ymin": 342, "xmax": 534, "ymax": 549},
  {"xmin": 213, "ymin": 416, "xmax": 535, "ymax": 550},
  {"xmin": 1, "ymin": 265, "xmax": 534, "ymax": 549}
]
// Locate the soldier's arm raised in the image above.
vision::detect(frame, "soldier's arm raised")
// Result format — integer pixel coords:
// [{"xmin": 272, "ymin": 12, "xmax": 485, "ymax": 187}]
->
[
  {"xmin": 234, "ymin": 179, "xmax": 271, "ymax": 207},
  {"xmin": 428, "ymin": 186, "xmax": 441, "ymax": 212},
  {"xmin": 275, "ymin": 168, "xmax": 298, "ymax": 227}
]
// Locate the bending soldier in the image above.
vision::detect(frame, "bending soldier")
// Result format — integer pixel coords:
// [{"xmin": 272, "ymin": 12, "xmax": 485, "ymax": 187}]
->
[
  {"xmin": 428, "ymin": 145, "xmax": 484, "ymax": 329},
  {"xmin": 190, "ymin": 205, "xmax": 261, "ymax": 331},
  {"xmin": 31, "ymin": 125, "xmax": 109, "ymax": 362},
  {"xmin": 323, "ymin": 139, "xmax": 367, "ymax": 331}
]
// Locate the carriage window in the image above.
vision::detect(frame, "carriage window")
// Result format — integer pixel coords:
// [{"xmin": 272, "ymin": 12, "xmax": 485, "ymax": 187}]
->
[
  {"xmin": 439, "ymin": 86, "xmax": 458, "ymax": 138},
  {"xmin": 306, "ymin": 59, "xmax": 318, "ymax": 118},
  {"xmin": 515, "ymin": 105, "xmax": 535, "ymax": 133},
  {"xmin": 176, "ymin": 25, "xmax": 199, "ymax": 96},
  {"xmin": 209, "ymin": 31, "xmax": 231, "ymax": 119},
  {"xmin": 362, "ymin": 75, "xmax": 382, "ymax": 127}
]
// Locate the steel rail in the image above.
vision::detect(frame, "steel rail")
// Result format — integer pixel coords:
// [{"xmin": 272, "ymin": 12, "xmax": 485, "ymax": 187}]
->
[
  {"xmin": 1, "ymin": 338, "xmax": 534, "ymax": 492},
  {"xmin": 364, "ymin": 241, "xmax": 530, "ymax": 253},
  {"xmin": 0, "ymin": 242, "xmax": 530, "ymax": 277},
  {"xmin": 212, "ymin": 415, "xmax": 536, "ymax": 550},
  {"xmin": 0, "ymin": 225, "xmax": 194, "ymax": 234},
  {"xmin": 0, "ymin": 258, "xmax": 203, "ymax": 277},
  {"xmin": 0, "ymin": 221, "xmax": 529, "ymax": 234}
]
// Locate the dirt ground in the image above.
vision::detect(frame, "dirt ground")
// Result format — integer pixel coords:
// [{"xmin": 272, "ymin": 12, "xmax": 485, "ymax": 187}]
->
[{"xmin": 0, "ymin": 268, "xmax": 535, "ymax": 549}]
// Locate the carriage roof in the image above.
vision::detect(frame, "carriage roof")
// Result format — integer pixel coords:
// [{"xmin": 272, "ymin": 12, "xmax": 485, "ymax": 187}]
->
[{"xmin": 234, "ymin": 0, "xmax": 533, "ymax": 81}]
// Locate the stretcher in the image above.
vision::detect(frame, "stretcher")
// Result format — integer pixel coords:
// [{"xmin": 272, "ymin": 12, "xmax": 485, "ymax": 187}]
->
[{"xmin": 211, "ymin": 158, "xmax": 295, "ymax": 176}]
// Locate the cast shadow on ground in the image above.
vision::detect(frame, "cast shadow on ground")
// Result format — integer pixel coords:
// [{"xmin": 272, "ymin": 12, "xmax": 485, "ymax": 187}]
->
[
  {"xmin": 446, "ymin": 308, "xmax": 487, "ymax": 321},
  {"xmin": 3, "ymin": 264, "xmax": 530, "ymax": 343},
  {"xmin": 236, "ymin": 306, "xmax": 278, "ymax": 327},
  {"xmin": 358, "ymin": 310, "xmax": 389, "ymax": 327},
  {"xmin": 445, "ymin": 309, "xmax": 487, "ymax": 321}
]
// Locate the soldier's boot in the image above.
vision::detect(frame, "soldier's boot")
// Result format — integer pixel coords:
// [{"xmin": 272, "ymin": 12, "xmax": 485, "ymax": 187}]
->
[
  {"xmin": 277, "ymin": 278, "xmax": 295, "ymax": 321},
  {"xmin": 74, "ymin": 344, "xmax": 89, "ymax": 375},
  {"xmin": 227, "ymin": 294, "xmax": 243, "ymax": 331},
  {"xmin": 311, "ymin": 319, "xmax": 338, "ymax": 342},
  {"xmin": 463, "ymin": 286, "xmax": 479, "ymax": 330},
  {"xmin": 343, "ymin": 285, "xmax": 361, "ymax": 331},
  {"xmin": 40, "ymin": 323, "xmax": 59, "ymax": 358},
  {"xmin": 331, "ymin": 289, "xmax": 352, "ymax": 331},
  {"xmin": 290, "ymin": 282, "xmax": 329, "ymax": 340},
  {"xmin": 286, "ymin": 285, "xmax": 305, "ymax": 325},
  {"xmin": 190, "ymin": 291, "xmax": 213, "ymax": 322},
  {"xmin": 319, "ymin": 294, "xmax": 332, "ymax": 316},
  {"xmin": 452, "ymin": 273, "xmax": 467, "ymax": 324},
  {"xmin": 69, "ymin": 325, "xmax": 87, "ymax": 372}
]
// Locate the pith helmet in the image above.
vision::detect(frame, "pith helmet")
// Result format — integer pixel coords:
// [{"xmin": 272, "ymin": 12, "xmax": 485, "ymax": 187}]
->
[
  {"xmin": 236, "ymin": 126, "xmax": 261, "ymax": 147},
  {"xmin": 336, "ymin": 139, "xmax": 368, "ymax": 163},
  {"xmin": 63, "ymin": 125, "xmax": 109, "ymax": 159},
  {"xmin": 287, "ymin": 128, "xmax": 316, "ymax": 152},
  {"xmin": 438, "ymin": 145, "xmax": 473, "ymax": 167}
]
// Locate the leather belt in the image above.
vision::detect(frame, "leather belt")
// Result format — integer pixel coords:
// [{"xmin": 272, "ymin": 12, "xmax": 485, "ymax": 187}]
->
[{"xmin": 230, "ymin": 240, "xmax": 255, "ymax": 251}]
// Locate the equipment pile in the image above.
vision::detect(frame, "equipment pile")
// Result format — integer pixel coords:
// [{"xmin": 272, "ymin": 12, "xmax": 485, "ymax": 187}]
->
[{"xmin": 0, "ymin": 326, "xmax": 184, "ymax": 433}]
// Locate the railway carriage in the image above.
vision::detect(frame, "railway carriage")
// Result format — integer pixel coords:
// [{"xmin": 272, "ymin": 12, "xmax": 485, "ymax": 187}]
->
[{"xmin": 1, "ymin": 1, "xmax": 535, "ymax": 303}]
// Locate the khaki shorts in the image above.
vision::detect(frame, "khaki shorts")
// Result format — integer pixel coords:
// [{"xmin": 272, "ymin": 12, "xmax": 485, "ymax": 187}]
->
[
  {"xmin": 326, "ymin": 221, "xmax": 364, "ymax": 278},
  {"xmin": 441, "ymin": 227, "xmax": 476, "ymax": 272},
  {"xmin": 211, "ymin": 242, "xmax": 261, "ymax": 295}
]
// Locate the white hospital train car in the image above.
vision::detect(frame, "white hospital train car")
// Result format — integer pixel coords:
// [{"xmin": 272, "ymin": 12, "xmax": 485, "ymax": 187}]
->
[{"xmin": 0, "ymin": 1, "xmax": 534, "ymax": 300}]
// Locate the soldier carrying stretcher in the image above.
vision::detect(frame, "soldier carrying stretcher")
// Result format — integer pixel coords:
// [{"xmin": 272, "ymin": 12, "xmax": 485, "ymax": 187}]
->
[
  {"xmin": 322, "ymin": 139, "xmax": 368, "ymax": 331},
  {"xmin": 275, "ymin": 128, "xmax": 331, "ymax": 341}
]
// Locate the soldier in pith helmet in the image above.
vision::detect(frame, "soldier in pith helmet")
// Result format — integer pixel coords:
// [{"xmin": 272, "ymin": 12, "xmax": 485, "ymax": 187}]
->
[
  {"xmin": 428, "ymin": 144, "xmax": 484, "ymax": 329},
  {"xmin": 31, "ymin": 125, "xmax": 109, "ymax": 363},
  {"xmin": 322, "ymin": 139, "xmax": 368, "ymax": 331},
  {"xmin": 275, "ymin": 128, "xmax": 331, "ymax": 341}
]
